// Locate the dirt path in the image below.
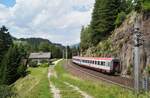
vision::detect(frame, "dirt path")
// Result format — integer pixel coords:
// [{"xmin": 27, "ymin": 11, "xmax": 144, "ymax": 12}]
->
[
  {"xmin": 48, "ymin": 59, "xmax": 92, "ymax": 98},
  {"xmin": 48, "ymin": 65, "xmax": 61, "ymax": 98}
]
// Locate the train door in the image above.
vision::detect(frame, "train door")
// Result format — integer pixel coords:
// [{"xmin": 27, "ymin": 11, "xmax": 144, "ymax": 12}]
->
[{"xmin": 112, "ymin": 60, "xmax": 120, "ymax": 73}]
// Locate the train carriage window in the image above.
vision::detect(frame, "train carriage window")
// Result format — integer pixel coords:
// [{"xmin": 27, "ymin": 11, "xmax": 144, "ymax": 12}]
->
[
  {"xmin": 108, "ymin": 62, "xmax": 111, "ymax": 66},
  {"xmin": 96, "ymin": 61, "xmax": 98, "ymax": 65},
  {"xmin": 101, "ymin": 62, "xmax": 103, "ymax": 65},
  {"xmin": 98, "ymin": 61, "xmax": 101, "ymax": 65},
  {"xmin": 101, "ymin": 61, "xmax": 105, "ymax": 66},
  {"xmin": 104, "ymin": 62, "xmax": 105, "ymax": 66}
]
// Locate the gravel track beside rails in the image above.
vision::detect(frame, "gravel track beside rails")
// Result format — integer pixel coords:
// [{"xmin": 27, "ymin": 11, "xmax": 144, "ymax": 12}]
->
[{"xmin": 64, "ymin": 60, "xmax": 134, "ymax": 90}]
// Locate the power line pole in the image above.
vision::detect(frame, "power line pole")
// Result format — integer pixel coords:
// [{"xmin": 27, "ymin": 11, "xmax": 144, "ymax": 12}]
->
[{"xmin": 133, "ymin": 17, "xmax": 143, "ymax": 94}]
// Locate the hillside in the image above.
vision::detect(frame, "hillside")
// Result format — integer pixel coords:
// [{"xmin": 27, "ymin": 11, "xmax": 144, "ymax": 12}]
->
[
  {"xmin": 80, "ymin": 0, "xmax": 150, "ymax": 75},
  {"xmin": 86, "ymin": 12, "xmax": 150, "ymax": 75},
  {"xmin": 13, "ymin": 37, "xmax": 65, "ymax": 58}
]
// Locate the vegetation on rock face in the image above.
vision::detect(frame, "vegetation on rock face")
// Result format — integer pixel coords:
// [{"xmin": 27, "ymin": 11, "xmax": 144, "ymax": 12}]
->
[
  {"xmin": 80, "ymin": 0, "xmax": 135, "ymax": 50},
  {"xmin": 142, "ymin": 0, "xmax": 150, "ymax": 12},
  {"xmin": 80, "ymin": 0, "xmax": 150, "ymax": 74},
  {"xmin": 80, "ymin": 26, "xmax": 92, "ymax": 52},
  {"xmin": 115, "ymin": 12, "xmax": 126, "ymax": 27}
]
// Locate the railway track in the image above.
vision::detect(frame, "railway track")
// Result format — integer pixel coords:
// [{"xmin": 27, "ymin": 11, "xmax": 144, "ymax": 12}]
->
[{"xmin": 64, "ymin": 60, "xmax": 134, "ymax": 90}]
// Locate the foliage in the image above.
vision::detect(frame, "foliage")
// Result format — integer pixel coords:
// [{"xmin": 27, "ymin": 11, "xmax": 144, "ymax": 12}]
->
[
  {"xmin": 19, "ymin": 38, "xmax": 51, "ymax": 52},
  {"xmin": 120, "ymin": 0, "xmax": 134, "ymax": 14},
  {"xmin": 28, "ymin": 61, "xmax": 38, "ymax": 67},
  {"xmin": 40, "ymin": 59, "xmax": 48, "ymax": 63},
  {"xmin": 95, "ymin": 39, "xmax": 113, "ymax": 56},
  {"xmin": 90, "ymin": 0, "xmax": 121, "ymax": 45},
  {"xmin": 39, "ymin": 42, "xmax": 51, "ymax": 52},
  {"xmin": 0, "ymin": 45, "xmax": 22, "ymax": 85},
  {"xmin": 134, "ymin": 0, "xmax": 143, "ymax": 12},
  {"xmin": 0, "ymin": 26, "xmax": 28, "ymax": 85},
  {"xmin": 80, "ymin": 26, "xmax": 92, "ymax": 51},
  {"xmin": 0, "ymin": 85, "xmax": 16, "ymax": 98},
  {"xmin": 50, "ymin": 44, "xmax": 62, "ymax": 58},
  {"xmin": 38, "ymin": 41, "xmax": 63, "ymax": 58},
  {"xmin": 127, "ymin": 64, "xmax": 133, "ymax": 75},
  {"xmin": 71, "ymin": 46, "xmax": 80, "ymax": 56},
  {"xmin": 17, "ymin": 65, "xmax": 27, "ymax": 77},
  {"xmin": 145, "ymin": 65, "xmax": 150, "ymax": 75},
  {"xmin": 142, "ymin": 0, "xmax": 150, "ymax": 11},
  {"xmin": 40, "ymin": 63, "xmax": 49, "ymax": 67},
  {"xmin": 0, "ymin": 25, "xmax": 13, "ymax": 63},
  {"xmin": 15, "ymin": 38, "xmax": 64, "ymax": 58},
  {"xmin": 115, "ymin": 12, "xmax": 126, "ymax": 27}
]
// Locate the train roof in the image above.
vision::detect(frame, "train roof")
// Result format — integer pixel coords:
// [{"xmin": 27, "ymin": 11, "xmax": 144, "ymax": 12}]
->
[{"xmin": 73, "ymin": 56, "xmax": 118, "ymax": 61}]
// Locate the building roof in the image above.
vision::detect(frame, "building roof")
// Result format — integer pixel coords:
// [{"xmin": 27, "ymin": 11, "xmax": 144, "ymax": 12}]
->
[{"xmin": 29, "ymin": 52, "xmax": 51, "ymax": 59}]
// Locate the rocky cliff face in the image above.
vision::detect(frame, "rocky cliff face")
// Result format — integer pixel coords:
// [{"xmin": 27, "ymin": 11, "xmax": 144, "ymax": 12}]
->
[
  {"xmin": 110, "ymin": 11, "xmax": 150, "ymax": 75},
  {"xmin": 84, "ymin": 11, "xmax": 150, "ymax": 75}
]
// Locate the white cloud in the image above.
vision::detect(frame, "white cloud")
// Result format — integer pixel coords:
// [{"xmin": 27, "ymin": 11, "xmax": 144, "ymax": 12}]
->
[{"xmin": 0, "ymin": 0, "xmax": 95, "ymax": 45}]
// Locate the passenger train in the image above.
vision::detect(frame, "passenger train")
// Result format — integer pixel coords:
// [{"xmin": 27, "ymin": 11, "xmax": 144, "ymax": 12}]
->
[{"xmin": 72, "ymin": 56, "xmax": 121, "ymax": 74}]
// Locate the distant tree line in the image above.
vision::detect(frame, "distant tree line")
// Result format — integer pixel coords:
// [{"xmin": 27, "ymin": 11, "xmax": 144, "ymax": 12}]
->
[{"xmin": 14, "ymin": 38, "xmax": 80, "ymax": 59}]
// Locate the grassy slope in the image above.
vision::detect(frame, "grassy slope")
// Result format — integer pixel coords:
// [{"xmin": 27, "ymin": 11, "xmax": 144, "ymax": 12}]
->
[
  {"xmin": 54, "ymin": 60, "xmax": 150, "ymax": 98},
  {"xmin": 12, "ymin": 67, "xmax": 52, "ymax": 98}
]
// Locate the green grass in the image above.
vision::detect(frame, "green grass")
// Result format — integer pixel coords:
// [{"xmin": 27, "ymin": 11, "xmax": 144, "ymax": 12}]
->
[
  {"xmin": 50, "ymin": 76, "xmax": 83, "ymax": 98},
  {"xmin": 143, "ymin": 0, "xmax": 150, "ymax": 11},
  {"xmin": 54, "ymin": 60, "xmax": 150, "ymax": 98},
  {"xmin": 12, "ymin": 67, "xmax": 52, "ymax": 98}
]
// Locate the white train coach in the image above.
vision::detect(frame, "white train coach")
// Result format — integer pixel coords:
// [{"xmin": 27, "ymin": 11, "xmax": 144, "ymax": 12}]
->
[{"xmin": 72, "ymin": 56, "xmax": 121, "ymax": 74}]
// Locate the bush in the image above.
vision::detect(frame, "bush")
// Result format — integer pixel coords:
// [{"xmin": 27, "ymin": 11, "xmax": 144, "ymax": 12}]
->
[
  {"xmin": 127, "ymin": 64, "xmax": 133, "ymax": 75},
  {"xmin": 17, "ymin": 65, "xmax": 27, "ymax": 77},
  {"xmin": 40, "ymin": 59, "xmax": 48, "ymax": 64},
  {"xmin": 115, "ymin": 12, "xmax": 126, "ymax": 27},
  {"xmin": 40, "ymin": 63, "xmax": 49, "ymax": 67},
  {"xmin": 28, "ymin": 61, "xmax": 38, "ymax": 67},
  {"xmin": 145, "ymin": 65, "xmax": 150, "ymax": 75},
  {"xmin": 142, "ymin": 0, "xmax": 150, "ymax": 12},
  {"xmin": 0, "ymin": 85, "xmax": 16, "ymax": 98}
]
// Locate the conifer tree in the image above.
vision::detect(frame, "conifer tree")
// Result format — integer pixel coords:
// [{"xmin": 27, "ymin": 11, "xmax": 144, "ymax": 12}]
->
[
  {"xmin": 90, "ymin": 0, "xmax": 121, "ymax": 45},
  {"xmin": 0, "ymin": 26, "xmax": 13, "ymax": 63},
  {"xmin": 1, "ymin": 45, "xmax": 21, "ymax": 85}
]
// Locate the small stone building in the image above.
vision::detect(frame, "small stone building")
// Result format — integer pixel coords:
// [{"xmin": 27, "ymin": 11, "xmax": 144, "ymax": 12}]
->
[{"xmin": 28, "ymin": 52, "xmax": 51, "ymax": 65}]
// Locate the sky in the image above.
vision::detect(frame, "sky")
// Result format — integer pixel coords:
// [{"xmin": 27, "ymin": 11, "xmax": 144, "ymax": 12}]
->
[{"xmin": 0, "ymin": 0, "xmax": 95, "ymax": 45}]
